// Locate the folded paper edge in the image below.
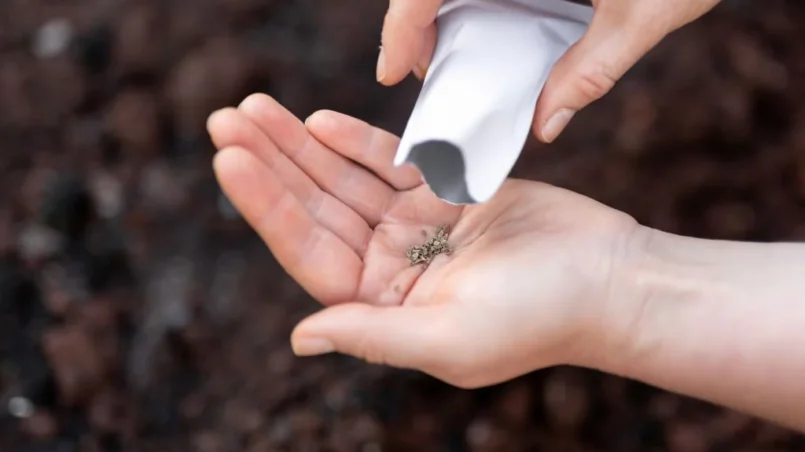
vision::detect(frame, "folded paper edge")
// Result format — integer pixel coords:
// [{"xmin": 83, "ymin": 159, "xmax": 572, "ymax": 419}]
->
[{"xmin": 402, "ymin": 140, "xmax": 478, "ymax": 206}]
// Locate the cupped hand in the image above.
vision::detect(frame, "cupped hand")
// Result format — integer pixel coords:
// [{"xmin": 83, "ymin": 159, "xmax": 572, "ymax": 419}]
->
[
  {"xmin": 206, "ymin": 94, "xmax": 639, "ymax": 388},
  {"xmin": 376, "ymin": 0, "xmax": 721, "ymax": 143}
]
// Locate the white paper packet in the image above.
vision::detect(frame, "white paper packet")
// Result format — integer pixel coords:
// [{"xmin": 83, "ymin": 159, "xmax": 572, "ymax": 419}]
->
[{"xmin": 394, "ymin": 0, "xmax": 593, "ymax": 205}]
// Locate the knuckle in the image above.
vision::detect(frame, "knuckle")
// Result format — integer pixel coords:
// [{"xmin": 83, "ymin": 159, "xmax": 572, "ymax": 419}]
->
[
  {"xmin": 362, "ymin": 348, "xmax": 390, "ymax": 367},
  {"xmin": 574, "ymin": 64, "xmax": 618, "ymax": 102},
  {"xmin": 354, "ymin": 335, "xmax": 389, "ymax": 367}
]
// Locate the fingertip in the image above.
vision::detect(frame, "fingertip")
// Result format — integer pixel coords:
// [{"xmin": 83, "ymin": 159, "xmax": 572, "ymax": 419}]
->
[
  {"xmin": 208, "ymin": 107, "xmax": 253, "ymax": 152},
  {"xmin": 206, "ymin": 108, "xmax": 226, "ymax": 129},
  {"xmin": 211, "ymin": 146, "xmax": 280, "ymax": 225},
  {"xmin": 412, "ymin": 65, "xmax": 425, "ymax": 81},
  {"xmin": 290, "ymin": 314, "xmax": 322, "ymax": 352},
  {"xmin": 206, "ymin": 107, "xmax": 238, "ymax": 135},
  {"xmin": 535, "ymin": 108, "xmax": 576, "ymax": 144},
  {"xmin": 376, "ymin": 47, "xmax": 387, "ymax": 83},
  {"xmin": 211, "ymin": 145, "xmax": 227, "ymax": 171},
  {"xmin": 291, "ymin": 337, "xmax": 335, "ymax": 357},
  {"xmin": 238, "ymin": 92, "xmax": 281, "ymax": 118},
  {"xmin": 289, "ymin": 309, "xmax": 336, "ymax": 356},
  {"xmin": 377, "ymin": 68, "xmax": 407, "ymax": 86},
  {"xmin": 212, "ymin": 147, "xmax": 247, "ymax": 198},
  {"xmin": 304, "ymin": 109, "xmax": 337, "ymax": 131},
  {"xmin": 378, "ymin": 16, "xmax": 426, "ymax": 85},
  {"xmin": 531, "ymin": 119, "xmax": 546, "ymax": 143},
  {"xmin": 237, "ymin": 93, "xmax": 309, "ymax": 152},
  {"xmin": 212, "ymin": 146, "xmax": 251, "ymax": 180},
  {"xmin": 374, "ymin": 47, "xmax": 411, "ymax": 86},
  {"xmin": 290, "ymin": 310, "xmax": 317, "ymax": 339},
  {"xmin": 239, "ymin": 93, "xmax": 303, "ymax": 136},
  {"xmin": 290, "ymin": 311, "xmax": 337, "ymax": 356}
]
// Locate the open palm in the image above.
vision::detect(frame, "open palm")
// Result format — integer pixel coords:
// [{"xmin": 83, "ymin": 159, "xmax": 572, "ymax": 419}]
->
[{"xmin": 207, "ymin": 94, "xmax": 636, "ymax": 387}]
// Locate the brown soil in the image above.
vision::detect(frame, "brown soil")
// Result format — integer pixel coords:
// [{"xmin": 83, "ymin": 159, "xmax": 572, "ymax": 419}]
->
[{"xmin": 1, "ymin": 0, "xmax": 805, "ymax": 450}]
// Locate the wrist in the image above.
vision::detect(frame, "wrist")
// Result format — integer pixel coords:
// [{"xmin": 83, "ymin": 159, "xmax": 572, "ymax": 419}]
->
[
  {"xmin": 579, "ymin": 224, "xmax": 709, "ymax": 376},
  {"xmin": 561, "ymin": 220, "xmax": 659, "ymax": 372},
  {"xmin": 576, "ymin": 224, "xmax": 805, "ymax": 430}
]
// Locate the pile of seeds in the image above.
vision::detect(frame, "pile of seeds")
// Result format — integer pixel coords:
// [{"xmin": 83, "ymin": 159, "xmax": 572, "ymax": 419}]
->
[{"xmin": 406, "ymin": 224, "xmax": 454, "ymax": 267}]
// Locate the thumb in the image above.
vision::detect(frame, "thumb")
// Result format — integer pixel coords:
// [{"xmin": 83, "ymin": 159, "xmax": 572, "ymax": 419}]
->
[
  {"xmin": 378, "ymin": 0, "xmax": 442, "ymax": 85},
  {"xmin": 533, "ymin": 6, "xmax": 670, "ymax": 143},
  {"xmin": 290, "ymin": 302, "xmax": 450, "ymax": 370}
]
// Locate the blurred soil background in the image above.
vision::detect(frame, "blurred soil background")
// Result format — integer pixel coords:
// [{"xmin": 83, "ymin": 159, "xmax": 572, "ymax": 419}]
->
[{"xmin": 1, "ymin": 0, "xmax": 805, "ymax": 450}]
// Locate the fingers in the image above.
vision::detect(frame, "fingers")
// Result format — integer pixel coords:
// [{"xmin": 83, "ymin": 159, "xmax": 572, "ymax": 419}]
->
[
  {"xmin": 378, "ymin": 0, "xmax": 442, "ymax": 85},
  {"xmin": 207, "ymin": 107, "xmax": 372, "ymax": 256},
  {"xmin": 413, "ymin": 23, "xmax": 438, "ymax": 80},
  {"xmin": 238, "ymin": 94, "xmax": 395, "ymax": 227},
  {"xmin": 291, "ymin": 302, "xmax": 451, "ymax": 371},
  {"xmin": 533, "ymin": 5, "xmax": 669, "ymax": 143},
  {"xmin": 213, "ymin": 146, "xmax": 362, "ymax": 306},
  {"xmin": 305, "ymin": 110, "xmax": 423, "ymax": 191}
]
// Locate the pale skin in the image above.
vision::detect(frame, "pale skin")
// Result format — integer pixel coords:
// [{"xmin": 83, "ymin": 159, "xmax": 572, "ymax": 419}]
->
[
  {"xmin": 376, "ymin": 0, "xmax": 722, "ymax": 142},
  {"xmin": 207, "ymin": 94, "xmax": 805, "ymax": 432}
]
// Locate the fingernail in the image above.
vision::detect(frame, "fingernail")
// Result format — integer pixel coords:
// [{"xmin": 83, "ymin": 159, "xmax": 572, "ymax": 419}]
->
[
  {"xmin": 292, "ymin": 338, "xmax": 335, "ymax": 356},
  {"xmin": 412, "ymin": 62, "xmax": 428, "ymax": 81},
  {"xmin": 541, "ymin": 109, "xmax": 575, "ymax": 143},
  {"xmin": 376, "ymin": 47, "xmax": 386, "ymax": 82}
]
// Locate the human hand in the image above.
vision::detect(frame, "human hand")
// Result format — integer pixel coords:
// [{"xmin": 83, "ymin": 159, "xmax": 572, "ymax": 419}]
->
[
  {"xmin": 376, "ymin": 0, "xmax": 721, "ymax": 143},
  {"xmin": 206, "ymin": 94, "xmax": 640, "ymax": 388}
]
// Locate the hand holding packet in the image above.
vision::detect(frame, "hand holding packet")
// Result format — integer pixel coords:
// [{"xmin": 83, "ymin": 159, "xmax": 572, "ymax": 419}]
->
[{"xmin": 394, "ymin": 0, "xmax": 594, "ymax": 205}]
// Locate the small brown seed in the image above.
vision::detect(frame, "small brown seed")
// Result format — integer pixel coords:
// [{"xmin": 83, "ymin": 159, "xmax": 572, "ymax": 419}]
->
[{"xmin": 405, "ymin": 225, "xmax": 453, "ymax": 267}]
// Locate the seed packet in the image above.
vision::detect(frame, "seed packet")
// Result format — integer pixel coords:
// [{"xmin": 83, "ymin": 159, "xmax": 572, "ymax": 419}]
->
[{"xmin": 395, "ymin": 0, "xmax": 593, "ymax": 204}]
